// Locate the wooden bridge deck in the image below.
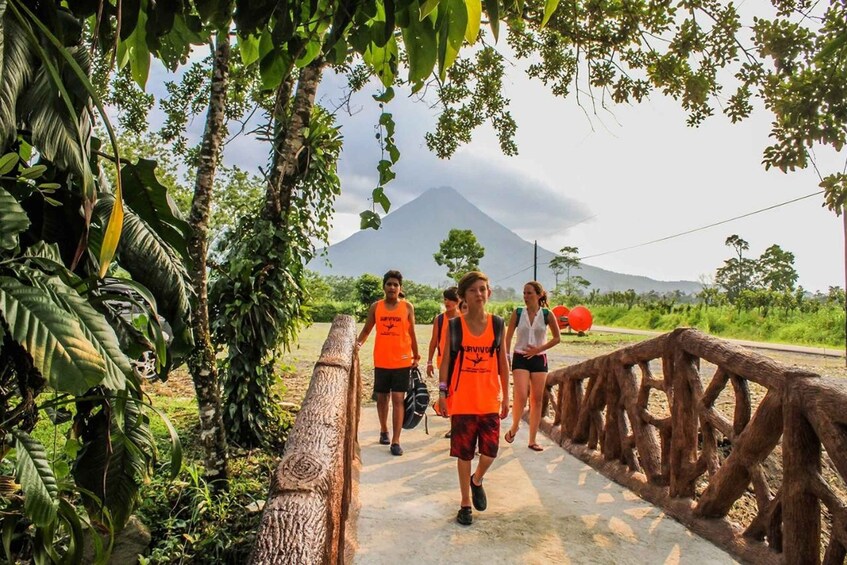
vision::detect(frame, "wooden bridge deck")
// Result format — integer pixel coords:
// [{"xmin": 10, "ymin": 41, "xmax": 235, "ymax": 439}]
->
[{"xmin": 354, "ymin": 406, "xmax": 736, "ymax": 564}]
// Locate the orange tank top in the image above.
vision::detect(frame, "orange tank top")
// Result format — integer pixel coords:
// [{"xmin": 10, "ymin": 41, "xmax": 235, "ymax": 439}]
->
[
  {"xmin": 448, "ymin": 315, "xmax": 502, "ymax": 415},
  {"xmin": 435, "ymin": 313, "xmax": 454, "ymax": 367},
  {"xmin": 373, "ymin": 300, "xmax": 412, "ymax": 369}
]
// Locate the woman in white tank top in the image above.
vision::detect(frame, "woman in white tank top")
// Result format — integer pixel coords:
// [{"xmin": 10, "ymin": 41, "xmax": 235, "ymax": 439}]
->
[{"xmin": 503, "ymin": 281, "xmax": 561, "ymax": 451}]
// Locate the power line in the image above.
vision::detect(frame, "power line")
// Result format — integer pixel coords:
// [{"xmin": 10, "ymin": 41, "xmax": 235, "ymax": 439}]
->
[{"xmin": 572, "ymin": 190, "xmax": 825, "ymax": 263}]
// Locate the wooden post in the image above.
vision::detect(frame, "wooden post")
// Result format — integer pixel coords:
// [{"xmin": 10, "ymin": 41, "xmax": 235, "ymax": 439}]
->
[
  {"xmin": 250, "ymin": 316, "xmax": 357, "ymax": 565},
  {"xmin": 782, "ymin": 378, "xmax": 821, "ymax": 565},
  {"xmin": 669, "ymin": 346, "xmax": 699, "ymax": 498}
]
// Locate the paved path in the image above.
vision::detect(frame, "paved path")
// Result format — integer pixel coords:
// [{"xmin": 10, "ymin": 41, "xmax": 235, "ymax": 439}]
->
[{"xmin": 354, "ymin": 406, "xmax": 736, "ymax": 565}]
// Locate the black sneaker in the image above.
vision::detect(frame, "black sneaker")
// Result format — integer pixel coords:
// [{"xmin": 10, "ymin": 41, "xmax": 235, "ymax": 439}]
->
[
  {"xmin": 470, "ymin": 474, "xmax": 487, "ymax": 511},
  {"xmin": 456, "ymin": 506, "xmax": 473, "ymax": 526},
  {"xmin": 390, "ymin": 443, "xmax": 403, "ymax": 456},
  {"xmin": 379, "ymin": 432, "xmax": 390, "ymax": 445}
]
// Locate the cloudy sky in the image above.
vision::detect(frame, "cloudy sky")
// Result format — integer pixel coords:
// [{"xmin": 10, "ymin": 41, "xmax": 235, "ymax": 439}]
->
[{"xmin": 155, "ymin": 13, "xmax": 844, "ymax": 294}]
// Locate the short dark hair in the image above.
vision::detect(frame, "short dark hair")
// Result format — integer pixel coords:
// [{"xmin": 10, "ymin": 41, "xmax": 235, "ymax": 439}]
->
[
  {"xmin": 383, "ymin": 270, "xmax": 403, "ymax": 285},
  {"xmin": 443, "ymin": 286, "xmax": 459, "ymax": 301}
]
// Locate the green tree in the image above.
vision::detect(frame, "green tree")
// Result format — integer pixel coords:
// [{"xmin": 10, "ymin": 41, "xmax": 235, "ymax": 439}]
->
[
  {"xmin": 549, "ymin": 246, "xmax": 586, "ymax": 296},
  {"xmin": 434, "ymin": 229, "xmax": 485, "ymax": 283},
  {"xmin": 716, "ymin": 235, "xmax": 757, "ymax": 303},
  {"xmin": 356, "ymin": 274, "xmax": 383, "ymax": 308},
  {"xmin": 757, "ymin": 244, "xmax": 798, "ymax": 293}
]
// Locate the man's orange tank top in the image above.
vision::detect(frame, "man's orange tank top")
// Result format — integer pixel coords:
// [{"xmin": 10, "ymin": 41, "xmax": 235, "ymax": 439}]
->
[
  {"xmin": 373, "ymin": 300, "xmax": 412, "ymax": 369},
  {"xmin": 448, "ymin": 315, "xmax": 502, "ymax": 415}
]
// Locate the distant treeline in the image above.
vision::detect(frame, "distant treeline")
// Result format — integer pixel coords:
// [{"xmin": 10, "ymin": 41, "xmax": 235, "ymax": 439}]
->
[{"xmin": 306, "ymin": 272, "xmax": 846, "ymax": 348}]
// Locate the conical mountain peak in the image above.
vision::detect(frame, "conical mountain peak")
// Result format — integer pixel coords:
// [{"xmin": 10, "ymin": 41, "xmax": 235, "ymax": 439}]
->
[{"xmin": 309, "ymin": 187, "xmax": 700, "ymax": 294}]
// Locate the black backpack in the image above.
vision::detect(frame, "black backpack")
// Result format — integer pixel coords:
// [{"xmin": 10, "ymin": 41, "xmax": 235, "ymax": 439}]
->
[
  {"xmin": 444, "ymin": 315, "xmax": 505, "ymax": 396},
  {"xmin": 403, "ymin": 367, "xmax": 430, "ymax": 431}
]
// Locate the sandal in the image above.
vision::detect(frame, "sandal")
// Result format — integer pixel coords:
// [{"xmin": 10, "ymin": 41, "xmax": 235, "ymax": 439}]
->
[
  {"xmin": 504, "ymin": 429, "xmax": 516, "ymax": 444},
  {"xmin": 528, "ymin": 443, "xmax": 544, "ymax": 452}
]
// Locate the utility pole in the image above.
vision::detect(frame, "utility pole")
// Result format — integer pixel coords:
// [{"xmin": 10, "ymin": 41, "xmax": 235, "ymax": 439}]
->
[{"xmin": 533, "ymin": 240, "xmax": 538, "ymax": 281}]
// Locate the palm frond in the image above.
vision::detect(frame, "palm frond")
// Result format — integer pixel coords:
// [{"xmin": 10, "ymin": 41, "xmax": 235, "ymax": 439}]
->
[{"xmin": 19, "ymin": 47, "xmax": 89, "ymax": 179}]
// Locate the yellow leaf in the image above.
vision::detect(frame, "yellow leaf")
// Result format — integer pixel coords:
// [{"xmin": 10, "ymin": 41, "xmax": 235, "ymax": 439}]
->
[
  {"xmin": 542, "ymin": 0, "xmax": 561, "ymax": 27},
  {"xmin": 98, "ymin": 163, "xmax": 124, "ymax": 278},
  {"xmin": 465, "ymin": 0, "xmax": 481, "ymax": 43}
]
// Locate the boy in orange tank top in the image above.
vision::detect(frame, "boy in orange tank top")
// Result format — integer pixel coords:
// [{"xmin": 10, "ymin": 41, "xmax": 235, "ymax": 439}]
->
[
  {"xmin": 437, "ymin": 271, "xmax": 509, "ymax": 526},
  {"xmin": 356, "ymin": 270, "xmax": 420, "ymax": 456}
]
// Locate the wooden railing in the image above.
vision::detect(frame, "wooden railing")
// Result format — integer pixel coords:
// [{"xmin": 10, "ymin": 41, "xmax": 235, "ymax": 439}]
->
[
  {"xmin": 250, "ymin": 315, "xmax": 361, "ymax": 564},
  {"xmin": 542, "ymin": 327, "xmax": 846, "ymax": 564}
]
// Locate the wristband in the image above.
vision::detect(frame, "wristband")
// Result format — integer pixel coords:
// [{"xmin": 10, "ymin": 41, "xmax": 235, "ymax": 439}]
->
[{"xmin": 438, "ymin": 382, "xmax": 448, "ymax": 391}]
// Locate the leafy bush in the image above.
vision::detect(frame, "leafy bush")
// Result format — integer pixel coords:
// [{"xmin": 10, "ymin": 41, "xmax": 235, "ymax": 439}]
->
[
  {"xmin": 414, "ymin": 300, "xmax": 442, "ymax": 324},
  {"xmin": 307, "ymin": 300, "xmax": 359, "ymax": 323}
]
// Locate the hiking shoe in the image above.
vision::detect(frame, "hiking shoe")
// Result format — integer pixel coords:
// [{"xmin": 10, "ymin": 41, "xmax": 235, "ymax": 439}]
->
[
  {"xmin": 456, "ymin": 506, "xmax": 473, "ymax": 526},
  {"xmin": 470, "ymin": 474, "xmax": 487, "ymax": 511},
  {"xmin": 379, "ymin": 432, "xmax": 390, "ymax": 445},
  {"xmin": 390, "ymin": 443, "xmax": 403, "ymax": 456}
]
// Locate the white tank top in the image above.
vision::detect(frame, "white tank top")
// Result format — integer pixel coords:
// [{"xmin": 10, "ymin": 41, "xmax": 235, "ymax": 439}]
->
[{"xmin": 514, "ymin": 308, "xmax": 548, "ymax": 353}]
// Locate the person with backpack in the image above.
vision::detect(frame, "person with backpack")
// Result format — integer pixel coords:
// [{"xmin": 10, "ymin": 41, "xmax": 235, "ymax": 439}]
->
[
  {"xmin": 436, "ymin": 271, "xmax": 509, "ymax": 526},
  {"xmin": 356, "ymin": 270, "xmax": 420, "ymax": 456},
  {"xmin": 426, "ymin": 287, "xmax": 460, "ymax": 437},
  {"xmin": 503, "ymin": 281, "xmax": 561, "ymax": 452}
]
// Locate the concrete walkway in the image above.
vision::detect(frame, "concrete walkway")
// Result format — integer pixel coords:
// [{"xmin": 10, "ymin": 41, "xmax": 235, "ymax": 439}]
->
[{"xmin": 354, "ymin": 406, "xmax": 736, "ymax": 564}]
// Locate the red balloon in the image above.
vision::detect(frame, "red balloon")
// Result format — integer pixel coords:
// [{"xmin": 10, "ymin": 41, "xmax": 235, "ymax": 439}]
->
[
  {"xmin": 567, "ymin": 306, "xmax": 593, "ymax": 332},
  {"xmin": 551, "ymin": 305, "xmax": 570, "ymax": 329}
]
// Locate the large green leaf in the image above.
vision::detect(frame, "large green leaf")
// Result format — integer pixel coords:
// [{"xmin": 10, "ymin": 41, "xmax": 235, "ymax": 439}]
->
[
  {"xmin": 120, "ymin": 158, "xmax": 190, "ymax": 260},
  {"xmin": 0, "ymin": 15, "xmax": 34, "ymax": 148},
  {"xmin": 28, "ymin": 274, "xmax": 130, "ymax": 391},
  {"xmin": 436, "ymin": 0, "xmax": 467, "ymax": 79},
  {"xmin": 0, "ymin": 276, "xmax": 106, "ymax": 394},
  {"xmin": 0, "ymin": 185, "xmax": 29, "ymax": 250},
  {"xmin": 402, "ymin": 2, "xmax": 437, "ymax": 89},
  {"xmin": 11, "ymin": 429, "xmax": 58, "ymax": 528},
  {"xmin": 94, "ymin": 195, "xmax": 193, "ymax": 361},
  {"xmin": 73, "ymin": 399, "xmax": 153, "ymax": 530},
  {"xmin": 483, "ymin": 0, "xmax": 498, "ymax": 41}
]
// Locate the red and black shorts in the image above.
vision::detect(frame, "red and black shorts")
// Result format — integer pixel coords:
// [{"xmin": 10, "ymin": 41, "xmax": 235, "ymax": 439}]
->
[{"xmin": 450, "ymin": 413, "xmax": 501, "ymax": 460}]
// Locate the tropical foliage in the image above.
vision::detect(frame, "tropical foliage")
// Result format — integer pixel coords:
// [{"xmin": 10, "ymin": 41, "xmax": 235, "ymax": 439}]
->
[{"xmin": 0, "ymin": 2, "xmax": 186, "ymax": 560}]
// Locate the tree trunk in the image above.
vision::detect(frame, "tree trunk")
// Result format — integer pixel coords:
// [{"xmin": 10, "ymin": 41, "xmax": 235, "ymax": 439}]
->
[
  {"xmin": 264, "ymin": 58, "xmax": 325, "ymax": 223},
  {"xmin": 187, "ymin": 32, "xmax": 230, "ymax": 489}
]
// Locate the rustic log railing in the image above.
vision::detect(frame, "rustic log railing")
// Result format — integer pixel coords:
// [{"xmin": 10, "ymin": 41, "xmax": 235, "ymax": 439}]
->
[
  {"xmin": 250, "ymin": 315, "xmax": 361, "ymax": 564},
  {"xmin": 542, "ymin": 327, "xmax": 846, "ymax": 564}
]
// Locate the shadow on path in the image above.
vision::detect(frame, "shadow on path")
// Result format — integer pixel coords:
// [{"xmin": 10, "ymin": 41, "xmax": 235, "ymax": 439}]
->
[{"xmin": 354, "ymin": 406, "xmax": 737, "ymax": 565}]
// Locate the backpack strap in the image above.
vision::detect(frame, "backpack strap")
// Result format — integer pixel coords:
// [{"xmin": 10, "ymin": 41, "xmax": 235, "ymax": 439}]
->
[
  {"xmin": 542, "ymin": 308, "xmax": 550, "ymax": 325},
  {"xmin": 516, "ymin": 307, "xmax": 523, "ymax": 324},
  {"xmin": 435, "ymin": 313, "xmax": 445, "ymax": 355},
  {"xmin": 490, "ymin": 315, "xmax": 505, "ymax": 356},
  {"xmin": 445, "ymin": 317, "xmax": 464, "ymax": 392}
]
